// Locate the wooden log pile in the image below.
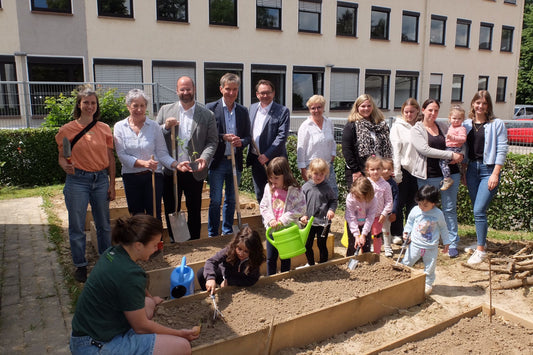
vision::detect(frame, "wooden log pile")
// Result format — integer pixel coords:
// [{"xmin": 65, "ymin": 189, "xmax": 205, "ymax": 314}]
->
[{"xmin": 461, "ymin": 241, "xmax": 533, "ymax": 290}]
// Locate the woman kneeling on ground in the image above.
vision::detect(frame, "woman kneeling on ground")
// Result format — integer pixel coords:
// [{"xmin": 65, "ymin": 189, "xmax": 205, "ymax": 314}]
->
[{"xmin": 70, "ymin": 215, "xmax": 198, "ymax": 355}]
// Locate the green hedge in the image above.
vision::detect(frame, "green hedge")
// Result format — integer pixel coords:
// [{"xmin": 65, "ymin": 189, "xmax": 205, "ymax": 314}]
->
[
  {"xmin": 1, "ymin": 130, "xmax": 532, "ymax": 232},
  {"xmin": 0, "ymin": 128, "xmax": 64, "ymax": 186}
]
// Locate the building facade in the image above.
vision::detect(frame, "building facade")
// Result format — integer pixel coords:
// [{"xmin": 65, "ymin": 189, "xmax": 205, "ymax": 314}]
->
[{"xmin": 0, "ymin": 0, "xmax": 524, "ymax": 122}]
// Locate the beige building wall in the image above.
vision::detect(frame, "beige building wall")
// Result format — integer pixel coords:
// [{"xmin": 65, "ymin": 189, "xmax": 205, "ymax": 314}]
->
[{"xmin": 1, "ymin": 0, "xmax": 525, "ymax": 119}]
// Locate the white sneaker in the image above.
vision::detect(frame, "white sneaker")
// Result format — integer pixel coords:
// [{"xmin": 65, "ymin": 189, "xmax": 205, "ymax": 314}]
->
[
  {"xmin": 392, "ymin": 236, "xmax": 403, "ymax": 245},
  {"xmin": 467, "ymin": 250, "xmax": 487, "ymax": 265},
  {"xmin": 425, "ymin": 285, "xmax": 433, "ymax": 296},
  {"xmin": 296, "ymin": 263, "xmax": 310, "ymax": 270},
  {"xmin": 384, "ymin": 248, "xmax": 393, "ymax": 258},
  {"xmin": 464, "ymin": 244, "xmax": 476, "ymax": 254}
]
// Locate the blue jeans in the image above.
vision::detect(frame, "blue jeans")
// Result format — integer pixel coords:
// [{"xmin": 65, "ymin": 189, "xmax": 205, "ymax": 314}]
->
[
  {"xmin": 64, "ymin": 169, "xmax": 111, "ymax": 267},
  {"xmin": 466, "ymin": 161, "xmax": 499, "ymax": 247},
  {"xmin": 327, "ymin": 162, "xmax": 339, "ymax": 199},
  {"xmin": 208, "ymin": 159, "xmax": 241, "ymax": 236},
  {"xmin": 70, "ymin": 329, "xmax": 155, "ymax": 355},
  {"xmin": 417, "ymin": 173, "xmax": 460, "ymax": 249}
]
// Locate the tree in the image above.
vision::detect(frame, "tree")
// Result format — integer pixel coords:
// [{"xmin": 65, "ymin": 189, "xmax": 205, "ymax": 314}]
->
[{"xmin": 517, "ymin": 1, "xmax": 533, "ymax": 103}]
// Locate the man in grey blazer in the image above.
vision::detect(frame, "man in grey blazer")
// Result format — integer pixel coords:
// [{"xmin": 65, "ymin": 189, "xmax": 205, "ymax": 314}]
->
[
  {"xmin": 156, "ymin": 76, "xmax": 217, "ymax": 240},
  {"xmin": 246, "ymin": 79, "xmax": 290, "ymax": 203}
]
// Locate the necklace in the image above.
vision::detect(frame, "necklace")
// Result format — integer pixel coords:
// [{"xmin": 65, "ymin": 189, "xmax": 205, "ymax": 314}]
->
[{"xmin": 473, "ymin": 122, "xmax": 485, "ymax": 132}]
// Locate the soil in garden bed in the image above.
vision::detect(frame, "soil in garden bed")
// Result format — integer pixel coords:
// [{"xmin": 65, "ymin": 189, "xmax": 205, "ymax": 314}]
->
[
  {"xmin": 137, "ymin": 235, "xmax": 235, "ymax": 270},
  {"xmin": 154, "ymin": 262, "xmax": 411, "ymax": 348},
  {"xmin": 380, "ymin": 313, "xmax": 533, "ymax": 354}
]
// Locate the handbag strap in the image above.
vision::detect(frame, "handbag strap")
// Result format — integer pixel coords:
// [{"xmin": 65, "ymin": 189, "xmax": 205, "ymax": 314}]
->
[{"xmin": 70, "ymin": 119, "xmax": 97, "ymax": 149}]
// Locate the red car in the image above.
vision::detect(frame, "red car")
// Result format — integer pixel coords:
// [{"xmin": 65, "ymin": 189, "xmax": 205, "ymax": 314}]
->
[{"xmin": 507, "ymin": 119, "xmax": 533, "ymax": 145}]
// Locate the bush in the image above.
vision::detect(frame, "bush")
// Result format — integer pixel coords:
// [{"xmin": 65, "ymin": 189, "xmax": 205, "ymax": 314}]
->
[
  {"xmin": 1, "ymin": 126, "xmax": 532, "ymax": 232},
  {"xmin": 42, "ymin": 88, "xmax": 129, "ymax": 128},
  {"xmin": 0, "ymin": 128, "xmax": 63, "ymax": 186},
  {"xmin": 457, "ymin": 153, "xmax": 533, "ymax": 231}
]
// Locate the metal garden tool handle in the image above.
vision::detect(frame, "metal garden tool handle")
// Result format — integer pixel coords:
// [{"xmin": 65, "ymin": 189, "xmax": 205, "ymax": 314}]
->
[
  {"xmin": 210, "ymin": 293, "xmax": 225, "ymax": 321},
  {"xmin": 171, "ymin": 126, "xmax": 178, "ymax": 213},
  {"xmin": 230, "ymin": 144, "xmax": 242, "ymax": 230},
  {"xmin": 151, "ymin": 154, "xmax": 156, "ymax": 219}
]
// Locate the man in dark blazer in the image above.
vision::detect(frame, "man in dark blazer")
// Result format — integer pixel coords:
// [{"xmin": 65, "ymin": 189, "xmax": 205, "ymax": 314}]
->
[
  {"xmin": 206, "ymin": 73, "xmax": 251, "ymax": 237},
  {"xmin": 246, "ymin": 79, "xmax": 290, "ymax": 203},
  {"xmin": 157, "ymin": 76, "xmax": 218, "ymax": 240}
]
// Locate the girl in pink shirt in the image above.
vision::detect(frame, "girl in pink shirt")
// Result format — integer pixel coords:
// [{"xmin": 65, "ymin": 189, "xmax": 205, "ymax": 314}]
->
[
  {"xmin": 366, "ymin": 156, "xmax": 393, "ymax": 255},
  {"xmin": 260, "ymin": 157, "xmax": 306, "ymax": 275},
  {"xmin": 345, "ymin": 177, "xmax": 377, "ymax": 256},
  {"xmin": 440, "ymin": 105, "xmax": 467, "ymax": 191}
]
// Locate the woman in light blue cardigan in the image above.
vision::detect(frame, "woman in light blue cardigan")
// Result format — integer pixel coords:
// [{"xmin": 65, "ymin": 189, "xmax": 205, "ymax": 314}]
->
[{"xmin": 463, "ymin": 90, "xmax": 508, "ymax": 265}]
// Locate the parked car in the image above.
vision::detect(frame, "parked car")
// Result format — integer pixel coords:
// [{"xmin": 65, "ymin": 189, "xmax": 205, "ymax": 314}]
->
[
  {"xmin": 513, "ymin": 105, "xmax": 533, "ymax": 120},
  {"xmin": 507, "ymin": 118, "xmax": 533, "ymax": 145}
]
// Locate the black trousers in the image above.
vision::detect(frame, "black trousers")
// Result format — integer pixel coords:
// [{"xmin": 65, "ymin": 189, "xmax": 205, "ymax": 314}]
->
[
  {"xmin": 346, "ymin": 224, "xmax": 371, "ymax": 256},
  {"xmin": 196, "ymin": 266, "xmax": 223, "ymax": 291},
  {"xmin": 390, "ymin": 168, "xmax": 418, "ymax": 236},
  {"xmin": 305, "ymin": 225, "xmax": 329, "ymax": 265},
  {"xmin": 162, "ymin": 172, "xmax": 204, "ymax": 240}
]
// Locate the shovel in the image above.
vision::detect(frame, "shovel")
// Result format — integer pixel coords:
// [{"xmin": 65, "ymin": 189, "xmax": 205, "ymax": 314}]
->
[
  {"xmin": 62, "ymin": 137, "xmax": 72, "ymax": 164},
  {"xmin": 347, "ymin": 245, "xmax": 361, "ymax": 270},
  {"xmin": 230, "ymin": 144, "xmax": 248, "ymax": 233},
  {"xmin": 168, "ymin": 125, "xmax": 191, "ymax": 242},
  {"xmin": 393, "ymin": 234, "xmax": 410, "ymax": 270},
  {"xmin": 320, "ymin": 219, "xmax": 332, "ymax": 238}
]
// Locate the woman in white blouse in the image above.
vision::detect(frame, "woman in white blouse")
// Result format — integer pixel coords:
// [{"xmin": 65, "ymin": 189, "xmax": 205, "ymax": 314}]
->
[
  {"xmin": 296, "ymin": 95, "xmax": 338, "ymax": 197},
  {"xmin": 114, "ymin": 89, "xmax": 179, "ymax": 221}
]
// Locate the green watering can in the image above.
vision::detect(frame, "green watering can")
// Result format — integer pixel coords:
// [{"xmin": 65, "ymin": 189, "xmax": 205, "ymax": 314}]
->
[{"xmin": 265, "ymin": 216, "xmax": 314, "ymax": 259}]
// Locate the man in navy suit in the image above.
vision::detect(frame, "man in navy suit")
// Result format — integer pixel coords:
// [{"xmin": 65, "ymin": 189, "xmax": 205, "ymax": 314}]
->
[
  {"xmin": 246, "ymin": 79, "xmax": 290, "ymax": 203},
  {"xmin": 206, "ymin": 73, "xmax": 251, "ymax": 237}
]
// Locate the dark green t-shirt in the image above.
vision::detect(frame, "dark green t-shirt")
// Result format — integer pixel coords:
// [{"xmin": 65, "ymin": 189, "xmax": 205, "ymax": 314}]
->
[{"xmin": 71, "ymin": 245, "xmax": 146, "ymax": 342}]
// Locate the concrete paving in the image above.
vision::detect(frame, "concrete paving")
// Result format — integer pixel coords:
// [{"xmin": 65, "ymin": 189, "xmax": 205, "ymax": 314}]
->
[{"xmin": 0, "ymin": 197, "xmax": 71, "ymax": 354}]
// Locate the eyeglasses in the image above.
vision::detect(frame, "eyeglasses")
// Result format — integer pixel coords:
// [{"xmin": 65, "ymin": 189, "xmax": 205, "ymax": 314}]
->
[{"xmin": 257, "ymin": 91, "xmax": 273, "ymax": 96}]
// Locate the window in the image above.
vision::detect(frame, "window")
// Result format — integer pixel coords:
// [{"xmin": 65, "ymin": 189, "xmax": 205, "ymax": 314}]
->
[
  {"xmin": 257, "ymin": 0, "xmax": 281, "ymax": 30},
  {"xmin": 496, "ymin": 77, "xmax": 507, "ymax": 102},
  {"xmin": 478, "ymin": 76, "xmax": 489, "ymax": 91},
  {"xmin": 429, "ymin": 74, "xmax": 442, "ymax": 102},
  {"xmin": 501, "ymin": 26, "xmax": 514, "ymax": 52},
  {"xmin": 0, "ymin": 56, "xmax": 20, "ymax": 116},
  {"xmin": 394, "ymin": 71, "xmax": 418, "ymax": 109},
  {"xmin": 152, "ymin": 61, "xmax": 195, "ymax": 109},
  {"xmin": 370, "ymin": 6, "xmax": 390, "ymax": 40},
  {"xmin": 209, "ymin": 0, "xmax": 237, "ymax": 26},
  {"xmin": 204, "ymin": 63, "xmax": 243, "ymax": 104},
  {"xmin": 94, "ymin": 59, "xmax": 142, "ymax": 96},
  {"xmin": 28, "ymin": 57, "xmax": 84, "ymax": 115},
  {"xmin": 504, "ymin": 0, "xmax": 516, "ymax": 4},
  {"xmin": 365, "ymin": 70, "xmax": 390, "ymax": 109},
  {"xmin": 292, "ymin": 66, "xmax": 324, "ymax": 110},
  {"xmin": 401, "ymin": 11, "xmax": 419, "ymax": 43},
  {"xmin": 298, "ymin": 0, "xmax": 321, "ymax": 33},
  {"xmin": 330, "ymin": 68, "xmax": 359, "ymax": 110},
  {"xmin": 251, "ymin": 65, "xmax": 286, "ymax": 106},
  {"xmin": 455, "ymin": 19, "xmax": 471, "ymax": 48},
  {"xmin": 479, "ymin": 22, "xmax": 493, "ymax": 50},
  {"xmin": 157, "ymin": 0, "xmax": 188, "ymax": 22},
  {"xmin": 97, "ymin": 0, "xmax": 133, "ymax": 18},
  {"xmin": 31, "ymin": 0, "xmax": 72, "ymax": 13},
  {"xmin": 430, "ymin": 15, "xmax": 446, "ymax": 45},
  {"xmin": 451, "ymin": 74, "xmax": 464, "ymax": 102},
  {"xmin": 337, "ymin": 2, "xmax": 357, "ymax": 37}
]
